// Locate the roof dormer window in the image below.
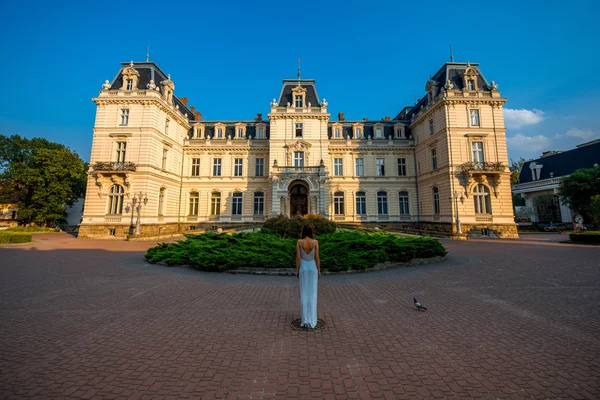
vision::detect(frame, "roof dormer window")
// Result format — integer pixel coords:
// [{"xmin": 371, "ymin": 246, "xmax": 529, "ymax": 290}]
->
[
  {"xmin": 295, "ymin": 95, "xmax": 303, "ymax": 108},
  {"xmin": 467, "ymin": 80, "xmax": 475, "ymax": 91},
  {"xmin": 126, "ymin": 79, "xmax": 133, "ymax": 91}
]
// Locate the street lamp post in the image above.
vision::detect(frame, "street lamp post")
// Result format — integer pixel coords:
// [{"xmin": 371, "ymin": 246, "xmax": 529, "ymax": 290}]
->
[
  {"xmin": 454, "ymin": 190, "xmax": 464, "ymax": 234},
  {"xmin": 125, "ymin": 191, "xmax": 148, "ymax": 236}
]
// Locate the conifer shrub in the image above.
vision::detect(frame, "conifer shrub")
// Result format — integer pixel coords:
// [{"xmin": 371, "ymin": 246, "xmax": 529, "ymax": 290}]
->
[
  {"xmin": 145, "ymin": 230, "xmax": 447, "ymax": 272},
  {"xmin": 262, "ymin": 214, "xmax": 336, "ymax": 238}
]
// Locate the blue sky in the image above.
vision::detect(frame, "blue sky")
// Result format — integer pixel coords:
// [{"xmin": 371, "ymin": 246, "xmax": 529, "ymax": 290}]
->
[{"xmin": 0, "ymin": 0, "xmax": 598, "ymax": 163}]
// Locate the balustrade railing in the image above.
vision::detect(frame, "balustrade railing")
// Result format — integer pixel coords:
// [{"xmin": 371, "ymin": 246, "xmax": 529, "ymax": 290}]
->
[{"xmin": 92, "ymin": 161, "xmax": 137, "ymax": 172}]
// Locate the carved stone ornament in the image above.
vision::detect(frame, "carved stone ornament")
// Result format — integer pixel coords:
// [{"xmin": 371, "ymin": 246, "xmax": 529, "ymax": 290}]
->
[
  {"xmin": 490, "ymin": 80, "xmax": 498, "ymax": 91},
  {"xmin": 287, "ymin": 102, "xmax": 291, "ymax": 107},
  {"xmin": 444, "ymin": 79, "xmax": 454, "ymax": 90},
  {"xmin": 270, "ymin": 98, "xmax": 278, "ymax": 107},
  {"xmin": 102, "ymin": 80, "xmax": 112, "ymax": 90},
  {"xmin": 147, "ymin": 80, "xmax": 157, "ymax": 90},
  {"xmin": 321, "ymin": 98, "xmax": 328, "ymax": 107},
  {"xmin": 425, "ymin": 78, "xmax": 439, "ymax": 91}
]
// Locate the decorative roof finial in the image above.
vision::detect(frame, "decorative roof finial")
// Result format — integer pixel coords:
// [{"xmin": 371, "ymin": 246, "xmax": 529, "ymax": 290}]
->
[
  {"xmin": 130, "ymin": 61, "xmax": 134, "ymax": 67},
  {"xmin": 168, "ymin": 73, "xmax": 171, "ymax": 80},
  {"xmin": 297, "ymin": 57, "xmax": 302, "ymax": 86},
  {"xmin": 449, "ymin": 45, "xmax": 454, "ymax": 62},
  {"xmin": 146, "ymin": 42, "xmax": 150, "ymax": 62}
]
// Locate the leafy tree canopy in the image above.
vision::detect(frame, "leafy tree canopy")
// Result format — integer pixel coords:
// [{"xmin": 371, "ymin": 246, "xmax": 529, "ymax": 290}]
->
[
  {"xmin": 557, "ymin": 166, "xmax": 600, "ymax": 221},
  {"xmin": 0, "ymin": 134, "xmax": 87, "ymax": 226},
  {"xmin": 509, "ymin": 157, "xmax": 528, "ymax": 185}
]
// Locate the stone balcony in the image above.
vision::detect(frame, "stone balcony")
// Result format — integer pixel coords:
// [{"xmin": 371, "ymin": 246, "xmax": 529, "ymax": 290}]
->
[
  {"xmin": 458, "ymin": 162, "xmax": 506, "ymax": 196},
  {"xmin": 272, "ymin": 165, "xmax": 323, "ymax": 174},
  {"xmin": 92, "ymin": 161, "xmax": 137, "ymax": 173}
]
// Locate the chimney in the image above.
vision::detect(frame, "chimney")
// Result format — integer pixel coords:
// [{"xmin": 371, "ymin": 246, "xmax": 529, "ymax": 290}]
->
[
  {"xmin": 338, "ymin": 112, "xmax": 345, "ymax": 121},
  {"xmin": 195, "ymin": 112, "xmax": 201, "ymax": 121},
  {"xmin": 363, "ymin": 117, "xmax": 368, "ymax": 121},
  {"xmin": 190, "ymin": 106, "xmax": 195, "ymax": 114},
  {"xmin": 255, "ymin": 113, "xmax": 263, "ymax": 121},
  {"xmin": 383, "ymin": 116, "xmax": 391, "ymax": 121},
  {"xmin": 179, "ymin": 97, "xmax": 188, "ymax": 106}
]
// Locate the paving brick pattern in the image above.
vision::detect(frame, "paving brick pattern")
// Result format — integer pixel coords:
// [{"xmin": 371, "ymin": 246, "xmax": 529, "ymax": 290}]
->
[{"xmin": 0, "ymin": 233, "xmax": 599, "ymax": 399}]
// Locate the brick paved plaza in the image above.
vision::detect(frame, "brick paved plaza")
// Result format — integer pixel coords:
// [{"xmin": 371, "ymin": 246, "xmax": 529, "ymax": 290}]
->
[{"xmin": 1, "ymin": 233, "xmax": 599, "ymax": 399}]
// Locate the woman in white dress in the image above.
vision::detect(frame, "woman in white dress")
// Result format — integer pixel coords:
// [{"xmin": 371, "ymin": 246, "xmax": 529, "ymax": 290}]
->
[{"xmin": 295, "ymin": 224, "xmax": 321, "ymax": 329}]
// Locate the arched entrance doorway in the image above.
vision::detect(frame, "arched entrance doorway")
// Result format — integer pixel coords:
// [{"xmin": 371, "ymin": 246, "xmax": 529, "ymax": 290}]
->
[{"xmin": 289, "ymin": 180, "xmax": 309, "ymax": 216}]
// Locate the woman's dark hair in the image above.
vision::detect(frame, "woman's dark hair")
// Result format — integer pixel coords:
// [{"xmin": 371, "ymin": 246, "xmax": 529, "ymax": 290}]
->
[{"xmin": 301, "ymin": 224, "xmax": 314, "ymax": 239}]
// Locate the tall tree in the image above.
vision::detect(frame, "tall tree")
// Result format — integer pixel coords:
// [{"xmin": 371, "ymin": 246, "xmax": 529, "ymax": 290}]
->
[
  {"xmin": 509, "ymin": 157, "xmax": 527, "ymax": 185},
  {"xmin": 557, "ymin": 166, "xmax": 600, "ymax": 222},
  {"xmin": 0, "ymin": 135, "xmax": 87, "ymax": 226}
]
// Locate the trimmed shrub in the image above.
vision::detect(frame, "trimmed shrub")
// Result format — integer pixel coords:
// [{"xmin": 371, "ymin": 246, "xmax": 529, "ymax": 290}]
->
[
  {"xmin": 569, "ymin": 231, "xmax": 600, "ymax": 244},
  {"xmin": 0, "ymin": 231, "xmax": 33, "ymax": 244},
  {"xmin": 263, "ymin": 214, "xmax": 336, "ymax": 238},
  {"xmin": 6, "ymin": 226, "xmax": 58, "ymax": 233},
  {"xmin": 145, "ymin": 230, "xmax": 447, "ymax": 272}
]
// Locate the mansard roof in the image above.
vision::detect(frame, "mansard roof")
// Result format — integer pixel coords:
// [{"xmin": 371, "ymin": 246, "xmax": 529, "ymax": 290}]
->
[
  {"xmin": 111, "ymin": 62, "xmax": 193, "ymax": 120},
  {"xmin": 518, "ymin": 140, "xmax": 600, "ymax": 184},
  {"xmin": 400, "ymin": 62, "xmax": 492, "ymax": 120},
  {"xmin": 192, "ymin": 120, "xmax": 270, "ymax": 140},
  {"xmin": 327, "ymin": 120, "xmax": 408, "ymax": 140},
  {"xmin": 278, "ymin": 79, "xmax": 320, "ymax": 107}
]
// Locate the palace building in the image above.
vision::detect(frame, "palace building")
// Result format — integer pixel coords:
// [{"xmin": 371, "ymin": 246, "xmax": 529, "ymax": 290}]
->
[{"xmin": 79, "ymin": 60, "xmax": 517, "ymax": 238}]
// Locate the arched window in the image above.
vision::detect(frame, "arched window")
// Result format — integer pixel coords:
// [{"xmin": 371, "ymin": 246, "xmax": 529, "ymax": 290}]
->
[
  {"xmin": 473, "ymin": 184, "xmax": 492, "ymax": 214},
  {"xmin": 232, "ymin": 192, "xmax": 243, "ymax": 216},
  {"xmin": 211, "ymin": 192, "xmax": 221, "ymax": 215},
  {"xmin": 158, "ymin": 188, "xmax": 166, "ymax": 216},
  {"xmin": 377, "ymin": 191, "xmax": 388, "ymax": 215},
  {"xmin": 189, "ymin": 192, "xmax": 199, "ymax": 216},
  {"xmin": 355, "ymin": 191, "xmax": 366, "ymax": 216},
  {"xmin": 108, "ymin": 185, "xmax": 124, "ymax": 215},
  {"xmin": 432, "ymin": 187, "xmax": 440, "ymax": 215},
  {"xmin": 333, "ymin": 191, "xmax": 344, "ymax": 215},
  {"xmin": 254, "ymin": 192, "xmax": 264, "ymax": 216},
  {"xmin": 398, "ymin": 191, "xmax": 410, "ymax": 215}
]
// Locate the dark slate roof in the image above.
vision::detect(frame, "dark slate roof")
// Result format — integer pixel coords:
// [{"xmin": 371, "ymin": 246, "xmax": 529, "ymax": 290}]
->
[
  {"xmin": 111, "ymin": 62, "xmax": 194, "ymax": 121},
  {"xmin": 278, "ymin": 79, "xmax": 320, "ymax": 107},
  {"xmin": 402, "ymin": 62, "xmax": 492, "ymax": 120},
  {"xmin": 191, "ymin": 121, "xmax": 270, "ymax": 139},
  {"xmin": 326, "ymin": 121, "xmax": 406, "ymax": 140},
  {"xmin": 518, "ymin": 140, "xmax": 600, "ymax": 184}
]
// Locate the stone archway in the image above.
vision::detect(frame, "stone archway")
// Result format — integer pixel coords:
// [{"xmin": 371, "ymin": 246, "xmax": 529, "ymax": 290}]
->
[{"xmin": 289, "ymin": 180, "xmax": 309, "ymax": 216}]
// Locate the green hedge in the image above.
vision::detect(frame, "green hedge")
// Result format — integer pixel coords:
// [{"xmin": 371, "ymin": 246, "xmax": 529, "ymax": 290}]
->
[
  {"xmin": 145, "ymin": 230, "xmax": 447, "ymax": 272},
  {"xmin": 0, "ymin": 231, "xmax": 32, "ymax": 244},
  {"xmin": 263, "ymin": 214, "xmax": 336, "ymax": 238},
  {"xmin": 569, "ymin": 231, "xmax": 600, "ymax": 244},
  {"xmin": 6, "ymin": 226, "xmax": 57, "ymax": 233}
]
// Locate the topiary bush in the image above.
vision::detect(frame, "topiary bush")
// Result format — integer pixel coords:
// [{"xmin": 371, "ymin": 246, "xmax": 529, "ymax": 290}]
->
[
  {"xmin": 0, "ymin": 231, "xmax": 32, "ymax": 244},
  {"xmin": 569, "ymin": 231, "xmax": 600, "ymax": 244},
  {"xmin": 263, "ymin": 214, "xmax": 336, "ymax": 238},
  {"xmin": 145, "ymin": 230, "xmax": 447, "ymax": 272}
]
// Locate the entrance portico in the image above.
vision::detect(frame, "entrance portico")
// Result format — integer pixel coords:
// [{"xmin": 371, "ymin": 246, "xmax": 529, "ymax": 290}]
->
[{"xmin": 289, "ymin": 180, "xmax": 309, "ymax": 216}]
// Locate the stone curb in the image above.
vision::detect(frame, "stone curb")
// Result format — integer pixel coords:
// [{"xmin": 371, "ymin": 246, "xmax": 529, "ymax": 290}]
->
[{"xmin": 149, "ymin": 255, "xmax": 447, "ymax": 276}]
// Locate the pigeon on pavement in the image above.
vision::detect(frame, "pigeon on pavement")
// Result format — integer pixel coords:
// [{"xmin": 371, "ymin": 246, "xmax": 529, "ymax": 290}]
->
[{"xmin": 414, "ymin": 297, "xmax": 427, "ymax": 311}]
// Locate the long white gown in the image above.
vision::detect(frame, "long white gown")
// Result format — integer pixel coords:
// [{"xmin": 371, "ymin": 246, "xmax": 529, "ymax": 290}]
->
[{"xmin": 299, "ymin": 246, "xmax": 318, "ymax": 328}]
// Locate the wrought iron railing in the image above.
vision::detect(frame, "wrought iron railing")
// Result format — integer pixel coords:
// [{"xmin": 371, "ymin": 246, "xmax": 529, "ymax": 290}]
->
[
  {"xmin": 458, "ymin": 162, "xmax": 505, "ymax": 173},
  {"xmin": 92, "ymin": 161, "xmax": 137, "ymax": 172},
  {"xmin": 273, "ymin": 166, "xmax": 322, "ymax": 173}
]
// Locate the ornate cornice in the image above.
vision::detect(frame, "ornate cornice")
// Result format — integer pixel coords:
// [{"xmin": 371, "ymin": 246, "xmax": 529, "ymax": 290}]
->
[{"xmin": 93, "ymin": 97, "xmax": 191, "ymax": 127}]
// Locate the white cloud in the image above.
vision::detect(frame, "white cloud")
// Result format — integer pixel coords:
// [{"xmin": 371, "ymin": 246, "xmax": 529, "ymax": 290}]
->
[
  {"xmin": 503, "ymin": 108, "xmax": 545, "ymax": 129},
  {"xmin": 566, "ymin": 128, "xmax": 596, "ymax": 140},
  {"xmin": 507, "ymin": 133, "xmax": 551, "ymax": 153}
]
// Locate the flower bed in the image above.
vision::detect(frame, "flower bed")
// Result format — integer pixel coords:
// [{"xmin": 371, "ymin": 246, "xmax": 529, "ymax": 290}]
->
[
  {"xmin": 0, "ymin": 231, "xmax": 32, "ymax": 244},
  {"xmin": 145, "ymin": 230, "xmax": 447, "ymax": 272},
  {"xmin": 569, "ymin": 231, "xmax": 600, "ymax": 244}
]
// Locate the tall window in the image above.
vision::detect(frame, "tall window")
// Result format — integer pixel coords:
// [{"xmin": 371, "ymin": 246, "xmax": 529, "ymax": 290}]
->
[
  {"xmin": 399, "ymin": 191, "xmax": 410, "ymax": 215},
  {"xmin": 254, "ymin": 192, "xmax": 264, "ymax": 216},
  {"xmin": 295, "ymin": 95, "xmax": 303, "ymax": 108},
  {"xmin": 472, "ymin": 142, "xmax": 484, "ymax": 166},
  {"xmin": 158, "ymin": 188, "xmax": 165, "ymax": 216},
  {"xmin": 355, "ymin": 158, "xmax": 364, "ymax": 177},
  {"xmin": 191, "ymin": 158, "xmax": 200, "ymax": 176},
  {"xmin": 237, "ymin": 128, "xmax": 244, "ymax": 138},
  {"xmin": 356, "ymin": 192, "xmax": 366, "ymax": 215},
  {"xmin": 255, "ymin": 158, "xmax": 264, "ymax": 177},
  {"xmin": 474, "ymin": 184, "xmax": 492, "ymax": 214},
  {"xmin": 211, "ymin": 192, "xmax": 221, "ymax": 215},
  {"xmin": 376, "ymin": 158, "xmax": 385, "ymax": 176},
  {"xmin": 470, "ymin": 109, "xmax": 480, "ymax": 126},
  {"xmin": 397, "ymin": 158, "xmax": 406, "ymax": 176},
  {"xmin": 334, "ymin": 158, "xmax": 343, "ymax": 176},
  {"xmin": 234, "ymin": 158, "xmax": 243, "ymax": 177},
  {"xmin": 120, "ymin": 109, "xmax": 129, "ymax": 126},
  {"xmin": 375, "ymin": 128, "xmax": 383, "ymax": 139},
  {"xmin": 332, "ymin": 191, "xmax": 344, "ymax": 215},
  {"xmin": 257, "ymin": 127, "xmax": 265, "ymax": 139},
  {"xmin": 213, "ymin": 158, "xmax": 222, "ymax": 176},
  {"xmin": 295, "ymin": 123, "xmax": 303, "ymax": 138},
  {"xmin": 334, "ymin": 128, "xmax": 341, "ymax": 138},
  {"xmin": 217, "ymin": 128, "xmax": 223, "ymax": 138},
  {"xmin": 232, "ymin": 192, "xmax": 243, "ymax": 216},
  {"xmin": 294, "ymin": 151, "xmax": 304, "ymax": 167},
  {"xmin": 116, "ymin": 141, "xmax": 127, "ymax": 163},
  {"xmin": 467, "ymin": 80, "xmax": 475, "ymax": 91},
  {"xmin": 162, "ymin": 149, "xmax": 168, "ymax": 170},
  {"xmin": 165, "ymin": 119, "xmax": 170, "ymax": 134},
  {"xmin": 126, "ymin": 79, "xmax": 133, "ymax": 90},
  {"xmin": 377, "ymin": 191, "xmax": 388, "ymax": 215},
  {"xmin": 189, "ymin": 192, "xmax": 199, "ymax": 216},
  {"xmin": 355, "ymin": 128, "xmax": 362, "ymax": 139},
  {"xmin": 429, "ymin": 119, "xmax": 434, "ymax": 136},
  {"xmin": 431, "ymin": 149, "xmax": 437, "ymax": 170},
  {"xmin": 108, "ymin": 185, "xmax": 124, "ymax": 214},
  {"xmin": 433, "ymin": 187, "xmax": 440, "ymax": 215}
]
